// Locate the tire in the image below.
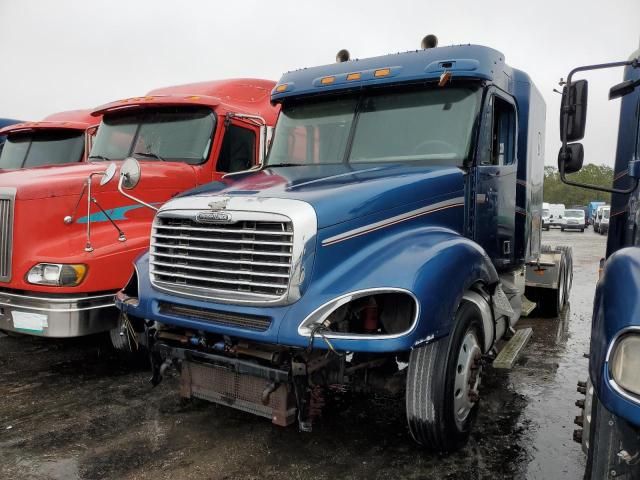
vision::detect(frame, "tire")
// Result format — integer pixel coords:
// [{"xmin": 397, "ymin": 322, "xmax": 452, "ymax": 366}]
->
[
  {"xmin": 109, "ymin": 313, "xmax": 144, "ymax": 354},
  {"xmin": 539, "ymin": 258, "xmax": 566, "ymax": 317},
  {"xmin": 585, "ymin": 391, "xmax": 639, "ymax": 479},
  {"xmin": 406, "ymin": 301, "xmax": 483, "ymax": 452},
  {"xmin": 581, "ymin": 229, "xmax": 585, "ymax": 233}
]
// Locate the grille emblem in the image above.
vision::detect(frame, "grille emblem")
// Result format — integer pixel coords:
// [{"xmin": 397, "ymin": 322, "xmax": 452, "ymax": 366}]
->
[
  {"xmin": 208, "ymin": 197, "xmax": 230, "ymax": 211},
  {"xmin": 196, "ymin": 211, "xmax": 233, "ymax": 224}
]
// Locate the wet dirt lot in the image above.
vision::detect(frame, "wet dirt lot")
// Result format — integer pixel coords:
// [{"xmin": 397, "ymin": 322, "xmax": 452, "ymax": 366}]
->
[{"xmin": 0, "ymin": 229, "xmax": 606, "ymax": 480}]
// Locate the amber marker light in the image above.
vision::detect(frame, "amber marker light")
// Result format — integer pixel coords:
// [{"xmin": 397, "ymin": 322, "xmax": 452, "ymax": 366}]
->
[
  {"xmin": 347, "ymin": 73, "xmax": 361, "ymax": 81},
  {"xmin": 374, "ymin": 68, "xmax": 391, "ymax": 78},
  {"xmin": 321, "ymin": 76, "xmax": 336, "ymax": 85}
]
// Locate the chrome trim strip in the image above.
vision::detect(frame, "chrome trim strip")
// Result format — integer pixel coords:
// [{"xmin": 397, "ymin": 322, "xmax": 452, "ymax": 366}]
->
[
  {"xmin": 150, "ymin": 196, "xmax": 317, "ymax": 306},
  {"xmin": 322, "ymin": 196, "xmax": 464, "ymax": 246},
  {"xmin": 0, "ymin": 290, "xmax": 117, "ymax": 303},
  {"xmin": 298, "ymin": 287, "xmax": 419, "ymax": 340},
  {"xmin": 0, "ymin": 291, "xmax": 116, "ymax": 313},
  {"xmin": 0, "ymin": 187, "xmax": 16, "ymax": 283},
  {"xmin": 605, "ymin": 326, "xmax": 640, "ymax": 405}
]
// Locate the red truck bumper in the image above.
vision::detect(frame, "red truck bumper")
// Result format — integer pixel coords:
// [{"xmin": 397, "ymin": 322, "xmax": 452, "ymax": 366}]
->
[{"xmin": 0, "ymin": 289, "xmax": 118, "ymax": 338}]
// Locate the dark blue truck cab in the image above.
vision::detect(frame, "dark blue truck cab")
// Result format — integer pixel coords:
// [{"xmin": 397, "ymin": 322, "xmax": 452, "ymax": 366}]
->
[
  {"xmin": 559, "ymin": 49, "xmax": 640, "ymax": 478},
  {"xmin": 114, "ymin": 39, "xmax": 570, "ymax": 452}
]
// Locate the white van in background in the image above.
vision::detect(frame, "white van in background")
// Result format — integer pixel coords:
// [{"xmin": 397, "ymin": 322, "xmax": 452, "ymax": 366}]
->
[
  {"xmin": 547, "ymin": 203, "xmax": 565, "ymax": 229},
  {"xmin": 561, "ymin": 209, "xmax": 586, "ymax": 232},
  {"xmin": 595, "ymin": 206, "xmax": 611, "ymax": 235}
]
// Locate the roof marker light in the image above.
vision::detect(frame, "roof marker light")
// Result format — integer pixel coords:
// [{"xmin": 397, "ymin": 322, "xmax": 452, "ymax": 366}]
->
[
  {"xmin": 275, "ymin": 84, "xmax": 288, "ymax": 93},
  {"xmin": 321, "ymin": 76, "xmax": 336, "ymax": 85},
  {"xmin": 347, "ymin": 73, "xmax": 361, "ymax": 81},
  {"xmin": 374, "ymin": 68, "xmax": 391, "ymax": 78},
  {"xmin": 187, "ymin": 95, "xmax": 201, "ymax": 100}
]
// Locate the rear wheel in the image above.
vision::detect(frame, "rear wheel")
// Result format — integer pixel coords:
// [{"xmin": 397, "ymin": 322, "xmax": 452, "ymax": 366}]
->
[{"xmin": 406, "ymin": 301, "xmax": 483, "ymax": 452}]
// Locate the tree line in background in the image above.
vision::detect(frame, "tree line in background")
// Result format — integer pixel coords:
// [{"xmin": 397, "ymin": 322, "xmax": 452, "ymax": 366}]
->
[{"xmin": 543, "ymin": 164, "xmax": 612, "ymax": 206}]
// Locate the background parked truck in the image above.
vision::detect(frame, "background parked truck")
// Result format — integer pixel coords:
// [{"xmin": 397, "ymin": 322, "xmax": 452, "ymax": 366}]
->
[
  {"xmin": 113, "ymin": 39, "xmax": 571, "ymax": 452},
  {"xmin": 0, "ymin": 79, "xmax": 278, "ymax": 346},
  {"xmin": 0, "ymin": 109, "xmax": 100, "ymax": 171},
  {"xmin": 558, "ymin": 48, "xmax": 640, "ymax": 479}
]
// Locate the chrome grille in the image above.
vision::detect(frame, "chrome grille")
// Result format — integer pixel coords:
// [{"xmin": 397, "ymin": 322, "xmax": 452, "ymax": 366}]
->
[
  {"xmin": 0, "ymin": 189, "xmax": 16, "ymax": 283},
  {"xmin": 150, "ymin": 213, "xmax": 294, "ymax": 302}
]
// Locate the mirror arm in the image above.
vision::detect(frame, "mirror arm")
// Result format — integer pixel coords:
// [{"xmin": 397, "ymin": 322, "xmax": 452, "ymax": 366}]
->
[
  {"xmin": 558, "ymin": 151, "xmax": 639, "ymax": 194},
  {"xmin": 559, "ymin": 58, "xmax": 640, "ymax": 195},
  {"xmin": 118, "ymin": 175, "xmax": 159, "ymax": 212}
]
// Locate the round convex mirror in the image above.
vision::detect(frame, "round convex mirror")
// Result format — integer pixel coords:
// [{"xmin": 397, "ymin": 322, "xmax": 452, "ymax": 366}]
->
[
  {"xmin": 100, "ymin": 162, "xmax": 117, "ymax": 186},
  {"xmin": 120, "ymin": 157, "xmax": 141, "ymax": 190}
]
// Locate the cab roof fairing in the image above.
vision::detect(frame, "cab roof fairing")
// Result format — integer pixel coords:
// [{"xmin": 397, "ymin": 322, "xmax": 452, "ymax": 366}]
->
[
  {"xmin": 0, "ymin": 120, "xmax": 94, "ymax": 136},
  {"xmin": 271, "ymin": 44, "xmax": 534, "ymax": 103},
  {"xmin": 92, "ymin": 78, "xmax": 280, "ymax": 125}
]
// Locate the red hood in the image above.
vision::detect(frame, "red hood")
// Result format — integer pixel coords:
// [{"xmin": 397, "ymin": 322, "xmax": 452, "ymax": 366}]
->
[{"xmin": 0, "ymin": 161, "xmax": 198, "ymax": 200}]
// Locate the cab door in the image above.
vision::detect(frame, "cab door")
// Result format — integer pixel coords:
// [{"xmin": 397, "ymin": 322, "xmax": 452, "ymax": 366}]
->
[{"xmin": 473, "ymin": 90, "xmax": 518, "ymax": 270}]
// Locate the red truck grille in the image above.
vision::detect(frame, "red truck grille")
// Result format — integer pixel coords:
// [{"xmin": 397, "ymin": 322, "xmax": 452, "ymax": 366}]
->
[
  {"xmin": 150, "ymin": 215, "xmax": 294, "ymax": 303},
  {"xmin": 0, "ymin": 190, "xmax": 15, "ymax": 282}
]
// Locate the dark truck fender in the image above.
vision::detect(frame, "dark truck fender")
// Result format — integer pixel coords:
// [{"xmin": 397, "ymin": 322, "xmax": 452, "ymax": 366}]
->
[{"xmin": 278, "ymin": 226, "xmax": 500, "ymax": 353}]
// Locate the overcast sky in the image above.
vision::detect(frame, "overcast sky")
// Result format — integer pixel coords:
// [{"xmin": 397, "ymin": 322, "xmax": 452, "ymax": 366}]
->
[{"xmin": 1, "ymin": 0, "xmax": 638, "ymax": 166}]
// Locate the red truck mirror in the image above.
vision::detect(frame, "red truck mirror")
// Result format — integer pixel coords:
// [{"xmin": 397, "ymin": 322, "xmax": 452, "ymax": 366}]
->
[
  {"xmin": 100, "ymin": 162, "xmax": 117, "ymax": 186},
  {"xmin": 560, "ymin": 79, "xmax": 588, "ymax": 143},
  {"xmin": 120, "ymin": 157, "xmax": 141, "ymax": 190}
]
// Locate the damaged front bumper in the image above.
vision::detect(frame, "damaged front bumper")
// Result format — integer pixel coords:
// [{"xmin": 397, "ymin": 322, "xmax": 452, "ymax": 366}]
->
[{"xmin": 155, "ymin": 341, "xmax": 297, "ymax": 427}]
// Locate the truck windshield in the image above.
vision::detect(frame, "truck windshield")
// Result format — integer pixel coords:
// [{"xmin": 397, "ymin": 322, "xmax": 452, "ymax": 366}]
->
[
  {"xmin": 565, "ymin": 210, "xmax": 584, "ymax": 218},
  {"xmin": 604, "ymin": 210, "xmax": 610, "ymax": 219},
  {"xmin": 0, "ymin": 130, "xmax": 84, "ymax": 169},
  {"xmin": 543, "ymin": 209, "xmax": 550, "ymax": 217},
  {"xmin": 267, "ymin": 87, "xmax": 481, "ymax": 167},
  {"xmin": 90, "ymin": 107, "xmax": 215, "ymax": 165}
]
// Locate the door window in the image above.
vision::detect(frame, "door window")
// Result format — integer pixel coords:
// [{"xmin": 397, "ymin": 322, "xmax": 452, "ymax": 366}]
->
[
  {"xmin": 491, "ymin": 97, "xmax": 516, "ymax": 165},
  {"xmin": 217, "ymin": 124, "xmax": 257, "ymax": 173}
]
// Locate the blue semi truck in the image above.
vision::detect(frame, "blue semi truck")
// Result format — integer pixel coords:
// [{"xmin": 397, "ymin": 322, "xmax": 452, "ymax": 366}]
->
[
  {"xmin": 108, "ymin": 38, "xmax": 570, "ymax": 451},
  {"xmin": 558, "ymin": 49, "xmax": 640, "ymax": 478}
]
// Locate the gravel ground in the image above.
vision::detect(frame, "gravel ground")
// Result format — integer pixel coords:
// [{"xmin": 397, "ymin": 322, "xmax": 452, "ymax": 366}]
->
[{"xmin": 0, "ymin": 228, "xmax": 605, "ymax": 479}]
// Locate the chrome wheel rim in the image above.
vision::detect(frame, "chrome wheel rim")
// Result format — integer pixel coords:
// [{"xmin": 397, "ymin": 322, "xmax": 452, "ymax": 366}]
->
[{"xmin": 453, "ymin": 330, "xmax": 482, "ymax": 429}]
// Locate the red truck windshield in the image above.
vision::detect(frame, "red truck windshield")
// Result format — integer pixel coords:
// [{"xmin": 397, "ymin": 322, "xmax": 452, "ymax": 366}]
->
[
  {"xmin": 267, "ymin": 87, "xmax": 481, "ymax": 167},
  {"xmin": 90, "ymin": 107, "xmax": 215, "ymax": 165},
  {"xmin": 0, "ymin": 130, "xmax": 84, "ymax": 169}
]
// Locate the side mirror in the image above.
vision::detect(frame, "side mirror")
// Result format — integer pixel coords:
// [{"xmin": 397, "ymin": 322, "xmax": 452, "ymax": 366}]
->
[
  {"xmin": 117, "ymin": 157, "xmax": 158, "ymax": 212},
  {"xmin": 560, "ymin": 79, "xmax": 588, "ymax": 142},
  {"xmin": 100, "ymin": 162, "xmax": 117, "ymax": 186},
  {"xmin": 609, "ymin": 78, "xmax": 640, "ymax": 100},
  {"xmin": 558, "ymin": 143, "xmax": 584, "ymax": 174},
  {"xmin": 120, "ymin": 157, "xmax": 141, "ymax": 190}
]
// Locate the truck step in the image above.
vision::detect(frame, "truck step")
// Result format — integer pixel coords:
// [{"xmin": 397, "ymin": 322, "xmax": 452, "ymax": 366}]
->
[
  {"xmin": 520, "ymin": 297, "xmax": 537, "ymax": 317},
  {"xmin": 492, "ymin": 327, "xmax": 533, "ymax": 369}
]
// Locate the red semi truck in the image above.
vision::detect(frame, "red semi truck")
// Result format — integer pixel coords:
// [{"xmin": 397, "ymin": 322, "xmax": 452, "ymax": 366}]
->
[
  {"xmin": 0, "ymin": 78, "xmax": 278, "ymax": 346},
  {"xmin": 0, "ymin": 109, "xmax": 101, "ymax": 171}
]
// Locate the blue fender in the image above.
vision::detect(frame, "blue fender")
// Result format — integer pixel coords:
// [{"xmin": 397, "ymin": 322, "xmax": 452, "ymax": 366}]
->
[
  {"xmin": 590, "ymin": 247, "xmax": 640, "ymax": 427},
  {"xmin": 278, "ymin": 225, "xmax": 499, "ymax": 353}
]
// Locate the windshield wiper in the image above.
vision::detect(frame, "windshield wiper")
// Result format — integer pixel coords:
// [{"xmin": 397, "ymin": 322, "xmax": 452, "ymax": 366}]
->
[
  {"xmin": 267, "ymin": 163, "xmax": 305, "ymax": 168},
  {"xmin": 134, "ymin": 151, "xmax": 166, "ymax": 161},
  {"xmin": 88, "ymin": 154, "xmax": 111, "ymax": 161}
]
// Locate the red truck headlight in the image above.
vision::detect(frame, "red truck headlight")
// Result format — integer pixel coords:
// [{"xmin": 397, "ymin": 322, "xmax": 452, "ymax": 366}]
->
[{"xmin": 26, "ymin": 263, "xmax": 88, "ymax": 287}]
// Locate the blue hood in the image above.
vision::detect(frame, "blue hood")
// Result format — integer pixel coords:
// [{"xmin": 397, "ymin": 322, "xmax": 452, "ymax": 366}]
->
[{"xmin": 185, "ymin": 163, "xmax": 465, "ymax": 229}]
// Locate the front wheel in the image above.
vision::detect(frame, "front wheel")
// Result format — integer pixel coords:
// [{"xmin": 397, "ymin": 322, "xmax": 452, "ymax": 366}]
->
[{"xmin": 406, "ymin": 301, "xmax": 483, "ymax": 452}]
